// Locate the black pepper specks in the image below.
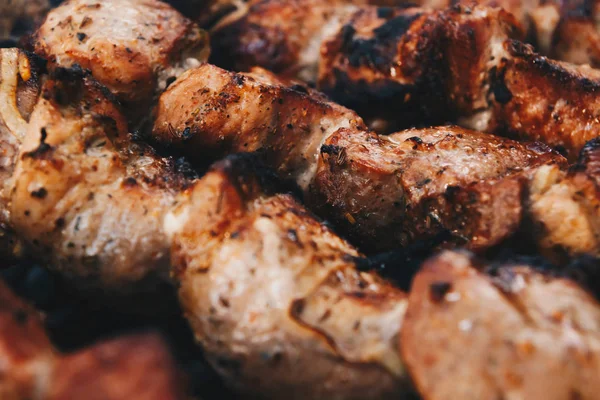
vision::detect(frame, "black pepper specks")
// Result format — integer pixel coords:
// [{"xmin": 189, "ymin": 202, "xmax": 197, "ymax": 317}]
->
[
  {"xmin": 31, "ymin": 188, "xmax": 48, "ymax": 199},
  {"xmin": 429, "ymin": 281, "xmax": 452, "ymax": 302}
]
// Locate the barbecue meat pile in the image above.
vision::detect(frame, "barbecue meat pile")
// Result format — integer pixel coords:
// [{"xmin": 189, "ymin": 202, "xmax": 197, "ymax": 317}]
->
[{"xmin": 2, "ymin": 0, "xmax": 600, "ymax": 399}]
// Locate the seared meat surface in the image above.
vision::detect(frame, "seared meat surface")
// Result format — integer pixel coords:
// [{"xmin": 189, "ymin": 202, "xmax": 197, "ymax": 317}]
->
[
  {"xmin": 0, "ymin": 48, "xmax": 196, "ymax": 301},
  {"xmin": 402, "ymin": 250, "xmax": 600, "ymax": 400},
  {"xmin": 32, "ymin": 0, "xmax": 209, "ymax": 118},
  {"xmin": 166, "ymin": 154, "xmax": 410, "ymax": 399},
  {"xmin": 0, "ymin": 279, "xmax": 185, "ymax": 400},
  {"xmin": 153, "ymin": 63, "xmax": 565, "ymax": 252},
  {"xmin": 210, "ymin": 1, "xmax": 600, "ymax": 158}
]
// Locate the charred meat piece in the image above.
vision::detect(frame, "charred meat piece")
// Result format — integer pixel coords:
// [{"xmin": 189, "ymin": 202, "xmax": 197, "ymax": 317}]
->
[
  {"xmin": 211, "ymin": 1, "xmax": 600, "ymax": 158},
  {"xmin": 1, "ymin": 50, "xmax": 194, "ymax": 302},
  {"xmin": 462, "ymin": 39, "xmax": 600, "ymax": 160},
  {"xmin": 166, "ymin": 154, "xmax": 410, "ymax": 399},
  {"xmin": 210, "ymin": 1, "xmax": 522, "ymax": 128},
  {"xmin": 0, "ymin": 279, "xmax": 185, "ymax": 400},
  {"xmin": 312, "ymin": 127, "xmax": 563, "ymax": 252},
  {"xmin": 32, "ymin": 0, "xmax": 209, "ymax": 119},
  {"xmin": 153, "ymin": 63, "xmax": 565, "ymax": 252},
  {"xmin": 401, "ymin": 250, "xmax": 600, "ymax": 400}
]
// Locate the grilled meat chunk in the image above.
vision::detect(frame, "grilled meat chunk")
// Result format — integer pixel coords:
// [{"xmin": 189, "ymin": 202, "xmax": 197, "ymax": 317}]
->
[
  {"xmin": 312, "ymin": 127, "xmax": 562, "ymax": 251},
  {"xmin": 401, "ymin": 250, "xmax": 600, "ymax": 400},
  {"xmin": 463, "ymin": 39, "xmax": 600, "ymax": 160},
  {"xmin": 4, "ymin": 62, "xmax": 193, "ymax": 300},
  {"xmin": 32, "ymin": 0, "xmax": 209, "ymax": 118},
  {"xmin": 166, "ymin": 154, "xmax": 410, "ymax": 399},
  {"xmin": 211, "ymin": 1, "xmax": 600, "ymax": 158},
  {"xmin": 153, "ymin": 63, "xmax": 565, "ymax": 252},
  {"xmin": 0, "ymin": 279, "xmax": 185, "ymax": 400}
]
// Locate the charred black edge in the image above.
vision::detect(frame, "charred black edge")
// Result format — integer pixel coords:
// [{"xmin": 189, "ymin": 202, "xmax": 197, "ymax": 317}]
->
[
  {"xmin": 48, "ymin": 64, "xmax": 122, "ymax": 108},
  {"xmin": 460, "ymin": 249, "xmax": 600, "ymax": 303},
  {"xmin": 571, "ymin": 137, "xmax": 600, "ymax": 173},
  {"xmin": 507, "ymin": 39, "xmax": 600, "ymax": 92},
  {"xmin": 210, "ymin": 153, "xmax": 303, "ymax": 201},
  {"xmin": 353, "ymin": 230, "xmax": 452, "ymax": 291}
]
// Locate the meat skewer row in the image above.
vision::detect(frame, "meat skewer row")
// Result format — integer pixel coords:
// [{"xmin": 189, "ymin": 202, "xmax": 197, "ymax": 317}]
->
[
  {"xmin": 0, "ymin": 278, "xmax": 186, "ymax": 400},
  {"xmin": 2, "ymin": 50, "xmax": 599, "ymax": 400},
  {"xmin": 153, "ymin": 63, "xmax": 568, "ymax": 255},
  {"xmin": 402, "ymin": 250, "xmax": 600, "ymax": 400},
  {"xmin": 389, "ymin": 0, "xmax": 600, "ymax": 68},
  {"xmin": 30, "ymin": 0, "xmax": 210, "ymax": 124},
  {"xmin": 168, "ymin": 161, "xmax": 600, "ymax": 400},
  {"xmin": 0, "ymin": 48, "xmax": 414, "ymax": 398},
  {"xmin": 210, "ymin": 1, "xmax": 600, "ymax": 159}
]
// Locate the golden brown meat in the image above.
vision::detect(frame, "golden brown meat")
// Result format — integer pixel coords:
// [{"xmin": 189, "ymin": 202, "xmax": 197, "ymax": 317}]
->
[
  {"xmin": 32, "ymin": 0, "xmax": 209, "ymax": 119},
  {"xmin": 153, "ymin": 63, "xmax": 565, "ymax": 252},
  {"xmin": 0, "ymin": 279, "xmax": 185, "ymax": 400},
  {"xmin": 401, "ymin": 250, "xmax": 600, "ymax": 400},
  {"xmin": 1, "ymin": 55, "xmax": 195, "ymax": 301},
  {"xmin": 166, "ymin": 154, "xmax": 410, "ymax": 399}
]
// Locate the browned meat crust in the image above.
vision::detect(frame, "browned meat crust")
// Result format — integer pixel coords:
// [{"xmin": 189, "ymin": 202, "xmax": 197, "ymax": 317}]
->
[
  {"xmin": 401, "ymin": 250, "xmax": 600, "ymax": 400},
  {"xmin": 312, "ymin": 127, "xmax": 562, "ymax": 251},
  {"xmin": 32, "ymin": 0, "xmax": 209, "ymax": 119},
  {"xmin": 153, "ymin": 63, "xmax": 566, "ymax": 252},
  {"xmin": 0, "ymin": 279, "xmax": 185, "ymax": 400},
  {"xmin": 210, "ymin": 1, "xmax": 600, "ymax": 158},
  {"xmin": 166, "ymin": 154, "xmax": 411, "ymax": 399},
  {"xmin": 473, "ymin": 40, "xmax": 600, "ymax": 159},
  {"xmin": 0, "ymin": 48, "xmax": 197, "ymax": 301}
]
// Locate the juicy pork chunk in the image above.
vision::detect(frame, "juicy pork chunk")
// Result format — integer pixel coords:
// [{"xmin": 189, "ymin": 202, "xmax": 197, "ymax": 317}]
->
[
  {"xmin": 166, "ymin": 154, "xmax": 411, "ymax": 399},
  {"xmin": 31, "ymin": 0, "xmax": 209, "ymax": 119},
  {"xmin": 153, "ymin": 63, "xmax": 566, "ymax": 252},
  {"xmin": 401, "ymin": 250, "xmax": 600, "ymax": 400},
  {"xmin": 210, "ymin": 1, "xmax": 600, "ymax": 158},
  {"xmin": 0, "ymin": 279, "xmax": 185, "ymax": 400},
  {"xmin": 0, "ymin": 48, "xmax": 195, "ymax": 300}
]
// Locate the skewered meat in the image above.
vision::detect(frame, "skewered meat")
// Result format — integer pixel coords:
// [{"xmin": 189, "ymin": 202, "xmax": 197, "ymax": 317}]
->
[
  {"xmin": 210, "ymin": 1, "xmax": 600, "ymax": 158},
  {"xmin": 0, "ymin": 47, "xmax": 195, "ymax": 301},
  {"xmin": 153, "ymin": 63, "xmax": 565, "ymax": 252},
  {"xmin": 0, "ymin": 278, "xmax": 185, "ymax": 400},
  {"xmin": 401, "ymin": 250, "xmax": 600, "ymax": 400},
  {"xmin": 31, "ymin": 0, "xmax": 209, "ymax": 120},
  {"xmin": 166, "ymin": 154, "xmax": 410, "ymax": 399}
]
